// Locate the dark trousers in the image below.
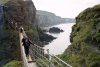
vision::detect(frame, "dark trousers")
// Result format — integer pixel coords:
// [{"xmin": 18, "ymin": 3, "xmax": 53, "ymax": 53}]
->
[{"xmin": 24, "ymin": 46, "xmax": 29, "ymax": 57}]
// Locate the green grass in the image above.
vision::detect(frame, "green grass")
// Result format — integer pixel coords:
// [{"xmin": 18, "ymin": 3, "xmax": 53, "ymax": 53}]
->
[
  {"xmin": 0, "ymin": 0, "xmax": 9, "ymax": 5},
  {"xmin": 3, "ymin": 60, "xmax": 21, "ymax": 67},
  {"xmin": 93, "ymin": 33, "xmax": 100, "ymax": 42},
  {"xmin": 36, "ymin": 58, "xmax": 49, "ymax": 67}
]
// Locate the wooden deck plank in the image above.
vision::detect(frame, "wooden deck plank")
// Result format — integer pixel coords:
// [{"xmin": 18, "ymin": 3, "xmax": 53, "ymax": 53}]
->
[{"xmin": 20, "ymin": 32, "xmax": 37, "ymax": 67}]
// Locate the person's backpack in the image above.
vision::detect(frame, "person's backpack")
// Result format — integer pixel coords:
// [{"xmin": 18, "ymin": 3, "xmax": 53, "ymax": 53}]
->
[{"xmin": 25, "ymin": 39, "xmax": 30, "ymax": 47}]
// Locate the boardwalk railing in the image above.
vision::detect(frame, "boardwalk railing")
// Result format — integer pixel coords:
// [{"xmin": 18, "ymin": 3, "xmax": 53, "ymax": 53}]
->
[
  {"xmin": 19, "ymin": 27, "xmax": 72, "ymax": 67},
  {"xmin": 30, "ymin": 43, "xmax": 72, "ymax": 67},
  {"xmin": 50, "ymin": 55, "xmax": 72, "ymax": 67}
]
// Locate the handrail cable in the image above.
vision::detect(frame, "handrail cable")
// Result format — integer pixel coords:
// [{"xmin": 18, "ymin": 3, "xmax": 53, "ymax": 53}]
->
[
  {"xmin": 19, "ymin": 27, "xmax": 72, "ymax": 67},
  {"xmin": 52, "ymin": 54, "xmax": 72, "ymax": 67},
  {"xmin": 31, "ymin": 48, "xmax": 55, "ymax": 67}
]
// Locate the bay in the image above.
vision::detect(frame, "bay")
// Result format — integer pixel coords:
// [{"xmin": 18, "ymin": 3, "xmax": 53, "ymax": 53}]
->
[{"xmin": 44, "ymin": 23, "xmax": 75, "ymax": 55}]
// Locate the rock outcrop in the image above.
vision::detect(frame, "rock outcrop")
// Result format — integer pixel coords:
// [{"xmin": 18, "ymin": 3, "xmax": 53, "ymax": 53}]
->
[
  {"xmin": 49, "ymin": 27, "xmax": 64, "ymax": 33},
  {"xmin": 0, "ymin": 0, "xmax": 36, "ymax": 66},
  {"xmin": 5, "ymin": 0, "xmax": 36, "ymax": 29},
  {"xmin": 61, "ymin": 4, "xmax": 100, "ymax": 67}
]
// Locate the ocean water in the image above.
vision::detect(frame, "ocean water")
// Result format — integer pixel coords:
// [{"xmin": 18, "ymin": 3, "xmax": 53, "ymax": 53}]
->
[{"xmin": 43, "ymin": 23, "xmax": 75, "ymax": 55}]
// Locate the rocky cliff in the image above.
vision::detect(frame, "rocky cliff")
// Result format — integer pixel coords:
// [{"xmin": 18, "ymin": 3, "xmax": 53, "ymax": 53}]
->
[
  {"xmin": 0, "ymin": 0, "xmax": 36, "ymax": 66},
  {"xmin": 35, "ymin": 10, "xmax": 75, "ymax": 27},
  {"xmin": 5, "ymin": 0, "xmax": 36, "ymax": 29},
  {"xmin": 60, "ymin": 4, "xmax": 100, "ymax": 67}
]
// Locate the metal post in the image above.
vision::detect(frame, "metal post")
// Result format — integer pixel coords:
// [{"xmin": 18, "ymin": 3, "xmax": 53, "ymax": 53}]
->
[
  {"xmin": 35, "ymin": 45, "xmax": 38, "ymax": 59},
  {"xmin": 33, "ymin": 45, "xmax": 35, "ymax": 60},
  {"xmin": 34, "ymin": 45, "xmax": 37, "ymax": 59},
  {"xmin": 47, "ymin": 49, "xmax": 51, "ymax": 67},
  {"xmin": 42, "ymin": 49, "xmax": 44, "ymax": 59},
  {"xmin": 40, "ymin": 48, "xmax": 42, "ymax": 59},
  {"xmin": 38, "ymin": 46, "xmax": 41, "ymax": 58},
  {"xmin": 36, "ymin": 45, "xmax": 39, "ymax": 59}
]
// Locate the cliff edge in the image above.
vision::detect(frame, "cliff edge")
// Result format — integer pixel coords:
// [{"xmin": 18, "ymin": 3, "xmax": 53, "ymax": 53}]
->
[
  {"xmin": 0, "ymin": 0, "xmax": 36, "ymax": 66},
  {"xmin": 61, "ymin": 4, "xmax": 100, "ymax": 67}
]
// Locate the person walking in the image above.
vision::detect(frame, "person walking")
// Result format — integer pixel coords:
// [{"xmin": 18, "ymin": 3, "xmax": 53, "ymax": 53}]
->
[{"xmin": 22, "ymin": 37, "xmax": 32, "ymax": 58}]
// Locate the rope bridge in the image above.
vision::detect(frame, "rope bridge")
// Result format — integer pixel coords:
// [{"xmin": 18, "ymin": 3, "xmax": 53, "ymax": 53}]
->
[
  {"xmin": 19, "ymin": 27, "xmax": 72, "ymax": 67},
  {"xmin": 19, "ymin": 28, "xmax": 37, "ymax": 67}
]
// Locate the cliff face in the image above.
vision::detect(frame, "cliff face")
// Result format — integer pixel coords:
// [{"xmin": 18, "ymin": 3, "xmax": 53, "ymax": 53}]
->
[
  {"xmin": 35, "ymin": 10, "xmax": 75, "ymax": 27},
  {"xmin": 5, "ymin": 0, "xmax": 36, "ymax": 29},
  {"xmin": 61, "ymin": 5, "xmax": 100, "ymax": 67},
  {"xmin": 0, "ymin": 0, "xmax": 36, "ymax": 66}
]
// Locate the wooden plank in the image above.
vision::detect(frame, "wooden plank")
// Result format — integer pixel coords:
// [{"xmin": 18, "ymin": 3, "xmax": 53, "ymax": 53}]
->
[
  {"xmin": 19, "ymin": 33, "xmax": 29, "ymax": 67},
  {"xmin": 27, "ymin": 54, "xmax": 33, "ymax": 62},
  {"xmin": 19, "ymin": 29, "xmax": 37, "ymax": 67}
]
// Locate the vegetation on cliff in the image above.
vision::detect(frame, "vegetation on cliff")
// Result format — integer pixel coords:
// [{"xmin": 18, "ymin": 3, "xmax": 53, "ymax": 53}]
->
[
  {"xmin": 0, "ymin": 0, "xmax": 9, "ymax": 5},
  {"xmin": 3, "ymin": 60, "xmax": 21, "ymax": 67},
  {"xmin": 0, "ymin": 0, "xmax": 55, "ymax": 66},
  {"xmin": 0, "ymin": 0, "xmax": 36, "ymax": 66},
  {"xmin": 60, "ymin": 4, "xmax": 100, "ymax": 67}
]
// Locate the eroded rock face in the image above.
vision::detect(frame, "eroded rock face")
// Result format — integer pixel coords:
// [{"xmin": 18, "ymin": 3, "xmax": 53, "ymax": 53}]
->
[
  {"xmin": 5, "ymin": 0, "xmax": 36, "ymax": 29},
  {"xmin": 0, "ymin": 0, "xmax": 36, "ymax": 66}
]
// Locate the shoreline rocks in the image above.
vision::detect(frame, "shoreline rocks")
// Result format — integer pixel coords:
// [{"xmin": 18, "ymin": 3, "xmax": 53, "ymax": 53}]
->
[{"xmin": 49, "ymin": 27, "xmax": 64, "ymax": 33}]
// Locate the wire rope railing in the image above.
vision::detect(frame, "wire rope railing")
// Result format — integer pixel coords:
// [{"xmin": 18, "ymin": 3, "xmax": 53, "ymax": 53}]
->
[
  {"xmin": 30, "ymin": 43, "xmax": 72, "ymax": 67},
  {"xmin": 19, "ymin": 27, "xmax": 72, "ymax": 67}
]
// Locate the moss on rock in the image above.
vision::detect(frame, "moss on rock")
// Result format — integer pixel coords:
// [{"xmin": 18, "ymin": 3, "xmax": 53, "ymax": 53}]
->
[
  {"xmin": 61, "ymin": 4, "xmax": 100, "ymax": 67},
  {"xmin": 0, "ymin": 0, "xmax": 36, "ymax": 66}
]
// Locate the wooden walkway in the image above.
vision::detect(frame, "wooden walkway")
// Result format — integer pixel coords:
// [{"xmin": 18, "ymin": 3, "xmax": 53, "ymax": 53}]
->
[
  {"xmin": 19, "ymin": 32, "xmax": 37, "ymax": 67},
  {"xmin": 29, "ymin": 63, "xmax": 37, "ymax": 67}
]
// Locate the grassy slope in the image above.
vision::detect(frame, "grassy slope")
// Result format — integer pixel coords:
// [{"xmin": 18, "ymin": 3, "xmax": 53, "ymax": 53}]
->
[
  {"xmin": 0, "ymin": 0, "xmax": 9, "ymax": 5},
  {"xmin": 3, "ymin": 60, "xmax": 21, "ymax": 67},
  {"xmin": 60, "ymin": 4, "xmax": 100, "ymax": 67}
]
